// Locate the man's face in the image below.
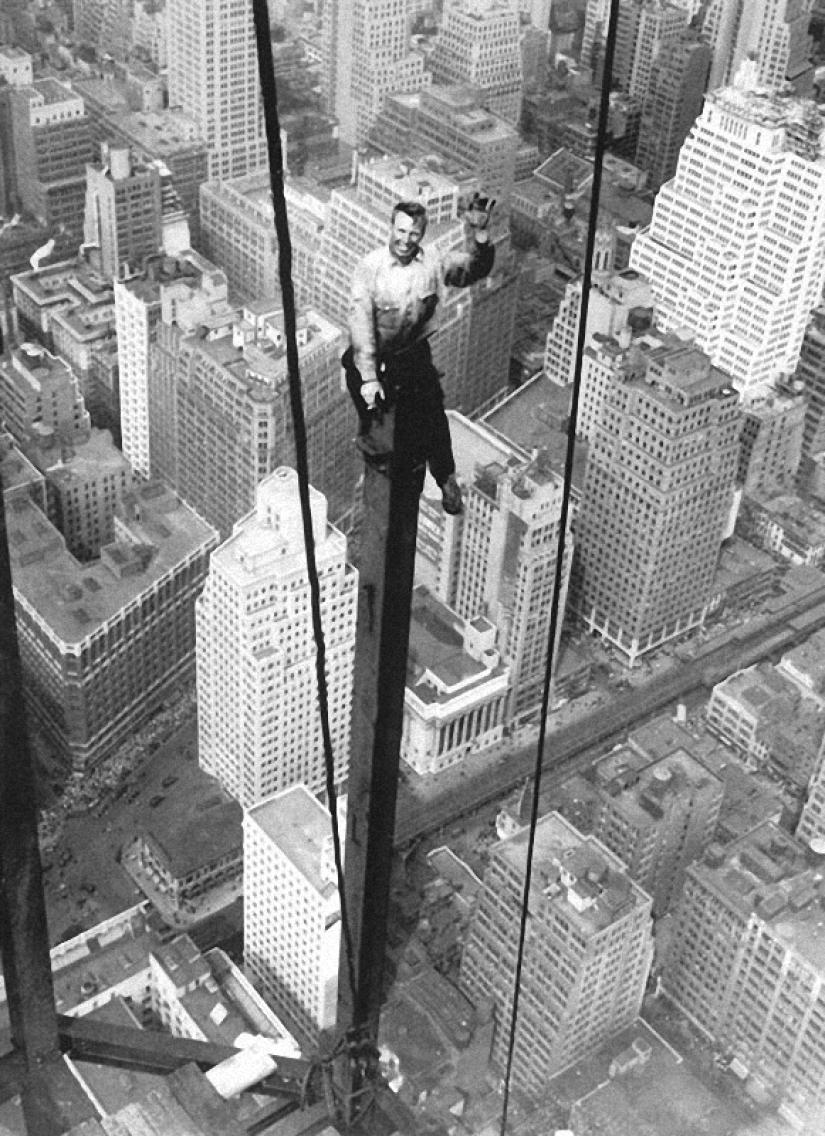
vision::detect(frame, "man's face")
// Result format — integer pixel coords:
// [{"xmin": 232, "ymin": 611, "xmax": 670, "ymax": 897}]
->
[{"xmin": 390, "ymin": 212, "xmax": 426, "ymax": 263}]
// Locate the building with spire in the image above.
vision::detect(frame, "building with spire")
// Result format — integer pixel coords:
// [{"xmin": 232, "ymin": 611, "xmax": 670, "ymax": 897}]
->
[
  {"xmin": 572, "ymin": 338, "xmax": 740, "ymax": 665},
  {"xmin": 631, "ymin": 67, "xmax": 825, "ymax": 396},
  {"xmin": 460, "ymin": 811, "xmax": 654, "ymax": 1098},
  {"xmin": 196, "ymin": 469, "xmax": 356, "ymax": 808}
]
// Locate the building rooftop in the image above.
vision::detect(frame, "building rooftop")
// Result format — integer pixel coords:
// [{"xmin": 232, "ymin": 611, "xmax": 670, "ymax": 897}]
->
[
  {"xmin": 501, "ymin": 812, "xmax": 648, "ymax": 936},
  {"xmin": 407, "ymin": 586, "xmax": 504, "ymax": 703},
  {"xmin": 30, "ymin": 77, "xmax": 80, "ymax": 106},
  {"xmin": 0, "ymin": 433, "xmax": 43, "ymax": 497},
  {"xmin": 31, "ymin": 427, "xmax": 129, "ymax": 484},
  {"xmin": 780, "ymin": 628, "xmax": 825, "ymax": 697},
  {"xmin": 246, "ymin": 785, "xmax": 336, "ymax": 900},
  {"xmin": 7, "ymin": 483, "xmax": 218, "ymax": 646},
  {"xmin": 605, "ymin": 750, "xmax": 722, "ymax": 827},
  {"xmin": 698, "ymin": 822, "xmax": 825, "ymax": 972},
  {"xmin": 140, "ymin": 791, "xmax": 242, "ymax": 879}
]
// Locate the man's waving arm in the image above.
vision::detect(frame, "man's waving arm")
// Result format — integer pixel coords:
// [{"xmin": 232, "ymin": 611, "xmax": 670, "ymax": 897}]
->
[{"xmin": 443, "ymin": 193, "xmax": 496, "ymax": 288}]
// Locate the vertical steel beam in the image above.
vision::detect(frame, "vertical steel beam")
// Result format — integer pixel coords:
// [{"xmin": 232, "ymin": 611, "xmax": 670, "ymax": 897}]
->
[
  {"xmin": 336, "ymin": 408, "xmax": 424, "ymax": 1050},
  {"xmin": 0, "ymin": 483, "xmax": 95, "ymax": 1133}
]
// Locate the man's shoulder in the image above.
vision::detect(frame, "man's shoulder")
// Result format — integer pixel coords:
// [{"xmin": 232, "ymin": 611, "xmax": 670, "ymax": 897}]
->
[{"xmin": 356, "ymin": 246, "xmax": 390, "ymax": 274}]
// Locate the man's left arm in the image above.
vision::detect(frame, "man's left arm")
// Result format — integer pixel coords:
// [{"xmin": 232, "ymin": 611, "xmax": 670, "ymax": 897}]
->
[{"xmin": 443, "ymin": 195, "xmax": 496, "ymax": 288}]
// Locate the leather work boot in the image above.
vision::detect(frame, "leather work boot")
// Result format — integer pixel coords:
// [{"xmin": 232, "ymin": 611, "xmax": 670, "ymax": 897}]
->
[{"xmin": 440, "ymin": 473, "xmax": 463, "ymax": 515}]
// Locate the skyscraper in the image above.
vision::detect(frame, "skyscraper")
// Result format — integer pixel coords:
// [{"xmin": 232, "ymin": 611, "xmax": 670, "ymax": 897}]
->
[
  {"xmin": 635, "ymin": 31, "xmax": 712, "ymax": 190},
  {"xmin": 572, "ymin": 339, "xmax": 740, "ymax": 665},
  {"xmin": 322, "ymin": 0, "xmax": 430, "ymax": 147},
  {"xmin": 114, "ymin": 251, "xmax": 232, "ymax": 481},
  {"xmin": 614, "ymin": 0, "xmax": 688, "ymax": 101},
  {"xmin": 167, "ymin": 0, "xmax": 267, "ymax": 181},
  {"xmin": 702, "ymin": 0, "xmax": 814, "ymax": 94},
  {"xmin": 84, "ymin": 146, "xmax": 163, "ymax": 282},
  {"xmin": 429, "ymin": 0, "xmax": 523, "ymax": 126},
  {"xmin": 2, "ymin": 79, "xmax": 95, "ymax": 240},
  {"xmin": 243, "ymin": 785, "xmax": 342, "ymax": 1043},
  {"xmin": 197, "ymin": 469, "xmax": 356, "ymax": 808},
  {"xmin": 631, "ymin": 66, "xmax": 825, "ymax": 395},
  {"xmin": 419, "ymin": 413, "xmax": 573, "ymax": 721},
  {"xmin": 460, "ymin": 811, "xmax": 654, "ymax": 1098}
]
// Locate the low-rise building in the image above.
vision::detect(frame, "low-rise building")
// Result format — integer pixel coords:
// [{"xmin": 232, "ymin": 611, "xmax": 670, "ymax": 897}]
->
[{"xmin": 403, "ymin": 586, "xmax": 509, "ymax": 776}]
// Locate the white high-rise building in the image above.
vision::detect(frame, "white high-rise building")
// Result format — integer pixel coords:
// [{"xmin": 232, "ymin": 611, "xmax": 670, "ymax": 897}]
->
[
  {"xmin": 702, "ymin": 0, "xmax": 813, "ymax": 94},
  {"xmin": 322, "ymin": 0, "xmax": 430, "ymax": 147},
  {"xmin": 430, "ymin": 0, "xmax": 523, "ymax": 125},
  {"xmin": 244, "ymin": 785, "xmax": 342, "ymax": 1042},
  {"xmin": 631, "ymin": 65, "xmax": 825, "ymax": 396},
  {"xmin": 167, "ymin": 0, "xmax": 267, "ymax": 181},
  {"xmin": 196, "ymin": 468, "xmax": 356, "ymax": 808}
]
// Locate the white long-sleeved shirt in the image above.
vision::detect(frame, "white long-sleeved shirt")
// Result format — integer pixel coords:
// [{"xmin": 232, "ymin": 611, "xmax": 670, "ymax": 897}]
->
[{"xmin": 348, "ymin": 231, "xmax": 494, "ymax": 386}]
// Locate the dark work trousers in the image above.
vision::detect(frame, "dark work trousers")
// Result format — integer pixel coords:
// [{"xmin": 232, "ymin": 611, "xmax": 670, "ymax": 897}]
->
[{"xmin": 342, "ymin": 339, "xmax": 456, "ymax": 487}]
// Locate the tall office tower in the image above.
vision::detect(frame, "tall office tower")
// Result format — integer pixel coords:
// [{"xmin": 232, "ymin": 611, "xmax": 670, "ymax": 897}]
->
[
  {"xmin": 372, "ymin": 86, "xmax": 520, "ymax": 210},
  {"xmin": 84, "ymin": 146, "xmax": 163, "ymax": 282},
  {"xmin": 99, "ymin": 110, "xmax": 207, "ymax": 247},
  {"xmin": 737, "ymin": 382, "xmax": 805, "ymax": 498},
  {"xmin": 430, "ymin": 0, "xmax": 523, "ymax": 126},
  {"xmin": 8, "ymin": 483, "xmax": 218, "ymax": 770},
  {"xmin": 0, "ymin": 343, "xmax": 91, "ymax": 447},
  {"xmin": 581, "ymin": 0, "xmax": 610, "ymax": 80},
  {"xmin": 197, "ymin": 469, "xmax": 356, "ymax": 807},
  {"xmin": 573, "ymin": 341, "xmax": 740, "ymax": 665},
  {"xmin": 461, "ymin": 812, "xmax": 654, "ymax": 1098},
  {"xmin": 115, "ymin": 251, "xmax": 232, "ymax": 480},
  {"xmin": 635, "ymin": 32, "xmax": 712, "ymax": 190},
  {"xmin": 796, "ymin": 307, "xmax": 825, "ymax": 464},
  {"xmin": 199, "ymin": 173, "xmax": 280, "ymax": 303},
  {"xmin": 244, "ymin": 785, "xmax": 342, "ymax": 1042},
  {"xmin": 702, "ymin": 0, "xmax": 814, "ymax": 94},
  {"xmin": 666, "ymin": 822, "xmax": 825, "ymax": 1125},
  {"xmin": 322, "ymin": 0, "xmax": 430, "ymax": 148},
  {"xmin": 420, "ymin": 413, "xmax": 573, "ymax": 721},
  {"xmin": 631, "ymin": 67, "xmax": 825, "ymax": 397},
  {"xmin": 2, "ymin": 80, "xmax": 95, "ymax": 239},
  {"xmin": 151, "ymin": 303, "xmax": 352, "ymax": 535},
  {"xmin": 614, "ymin": 0, "xmax": 688, "ymax": 100},
  {"xmin": 166, "ymin": 0, "xmax": 267, "ymax": 182},
  {"xmin": 543, "ymin": 266, "xmax": 654, "ymax": 391},
  {"xmin": 588, "ymin": 749, "xmax": 724, "ymax": 916}
]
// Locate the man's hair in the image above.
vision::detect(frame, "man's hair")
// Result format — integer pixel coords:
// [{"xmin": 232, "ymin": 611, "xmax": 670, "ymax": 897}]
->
[{"xmin": 392, "ymin": 200, "xmax": 428, "ymax": 227}]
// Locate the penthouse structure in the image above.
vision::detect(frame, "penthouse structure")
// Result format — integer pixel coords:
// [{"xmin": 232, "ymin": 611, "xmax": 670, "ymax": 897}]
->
[
  {"xmin": 461, "ymin": 812, "xmax": 654, "ymax": 1098},
  {"xmin": 0, "ymin": 342, "xmax": 90, "ymax": 447},
  {"xmin": 244, "ymin": 786, "xmax": 342, "ymax": 1042},
  {"xmin": 197, "ymin": 470, "xmax": 356, "ymax": 807},
  {"xmin": 419, "ymin": 413, "xmax": 573, "ymax": 722},
  {"xmin": 665, "ymin": 823, "xmax": 825, "ymax": 1126},
  {"xmin": 403, "ymin": 586, "xmax": 509, "ymax": 776},
  {"xmin": 631, "ymin": 67, "xmax": 825, "ymax": 395},
  {"xmin": 1, "ymin": 79, "xmax": 95, "ymax": 238},
  {"xmin": 7, "ymin": 483, "xmax": 218, "ymax": 770},
  {"xmin": 573, "ymin": 340, "xmax": 740, "ymax": 665},
  {"xmin": 429, "ymin": 0, "xmax": 523, "ymax": 126}
]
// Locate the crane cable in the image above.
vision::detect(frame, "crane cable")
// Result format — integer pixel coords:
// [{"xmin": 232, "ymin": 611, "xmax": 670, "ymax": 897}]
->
[
  {"xmin": 250, "ymin": 0, "xmax": 359, "ymax": 1019},
  {"xmin": 498, "ymin": 2, "xmax": 622, "ymax": 1131}
]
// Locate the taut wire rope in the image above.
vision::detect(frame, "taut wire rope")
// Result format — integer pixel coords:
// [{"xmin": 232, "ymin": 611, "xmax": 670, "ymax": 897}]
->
[
  {"xmin": 250, "ymin": 0, "xmax": 359, "ymax": 1019},
  {"xmin": 498, "ymin": 2, "xmax": 622, "ymax": 1131}
]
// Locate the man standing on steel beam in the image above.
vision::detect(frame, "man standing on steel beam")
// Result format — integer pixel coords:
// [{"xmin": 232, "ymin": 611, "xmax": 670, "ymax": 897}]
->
[{"xmin": 344, "ymin": 193, "xmax": 495, "ymax": 515}]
